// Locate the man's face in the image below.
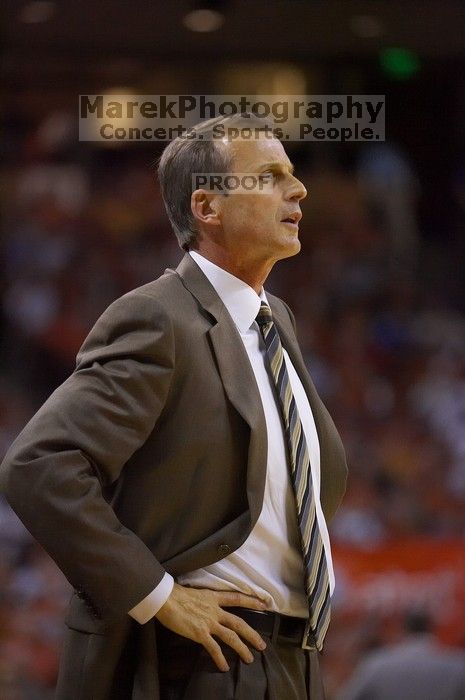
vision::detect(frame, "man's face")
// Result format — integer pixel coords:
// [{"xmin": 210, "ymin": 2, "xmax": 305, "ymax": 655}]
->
[{"xmin": 215, "ymin": 134, "xmax": 307, "ymax": 265}]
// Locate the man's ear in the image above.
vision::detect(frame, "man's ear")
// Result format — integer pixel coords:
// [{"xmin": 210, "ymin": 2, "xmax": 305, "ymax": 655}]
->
[{"xmin": 191, "ymin": 189, "xmax": 221, "ymax": 227}]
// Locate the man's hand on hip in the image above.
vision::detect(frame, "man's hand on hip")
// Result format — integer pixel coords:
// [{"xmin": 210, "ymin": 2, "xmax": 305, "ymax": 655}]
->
[{"xmin": 155, "ymin": 582, "xmax": 268, "ymax": 672}]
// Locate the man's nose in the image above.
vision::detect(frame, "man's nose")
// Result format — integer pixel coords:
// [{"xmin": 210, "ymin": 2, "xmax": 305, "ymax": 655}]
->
[{"xmin": 287, "ymin": 176, "xmax": 307, "ymax": 202}]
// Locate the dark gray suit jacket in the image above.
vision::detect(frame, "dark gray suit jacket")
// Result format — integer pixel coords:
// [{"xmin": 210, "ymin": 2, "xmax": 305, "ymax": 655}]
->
[{"xmin": 0, "ymin": 253, "xmax": 348, "ymax": 699}]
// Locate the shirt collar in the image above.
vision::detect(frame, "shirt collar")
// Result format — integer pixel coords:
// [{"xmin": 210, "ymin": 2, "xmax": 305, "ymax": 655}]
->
[{"xmin": 189, "ymin": 250, "xmax": 268, "ymax": 333}]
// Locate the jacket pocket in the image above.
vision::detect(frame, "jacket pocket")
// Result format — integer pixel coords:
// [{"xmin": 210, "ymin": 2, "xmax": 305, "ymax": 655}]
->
[{"xmin": 64, "ymin": 592, "xmax": 110, "ymax": 635}]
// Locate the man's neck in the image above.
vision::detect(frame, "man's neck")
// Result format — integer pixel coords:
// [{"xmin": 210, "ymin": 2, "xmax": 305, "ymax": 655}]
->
[{"xmin": 189, "ymin": 247, "xmax": 272, "ymax": 295}]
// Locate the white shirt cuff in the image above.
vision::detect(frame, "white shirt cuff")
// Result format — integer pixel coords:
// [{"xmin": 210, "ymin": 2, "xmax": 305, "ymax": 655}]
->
[{"xmin": 127, "ymin": 572, "xmax": 175, "ymax": 624}]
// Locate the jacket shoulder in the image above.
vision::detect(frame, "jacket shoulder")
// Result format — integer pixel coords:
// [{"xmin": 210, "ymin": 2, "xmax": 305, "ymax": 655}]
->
[
  {"xmin": 110, "ymin": 267, "xmax": 184, "ymax": 308},
  {"xmin": 86, "ymin": 268, "xmax": 187, "ymax": 330},
  {"xmin": 74, "ymin": 269, "xmax": 185, "ymax": 368}
]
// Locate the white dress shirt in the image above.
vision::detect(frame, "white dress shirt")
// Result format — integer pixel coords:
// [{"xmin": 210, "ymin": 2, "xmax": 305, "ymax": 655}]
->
[{"xmin": 128, "ymin": 250, "xmax": 334, "ymax": 623}]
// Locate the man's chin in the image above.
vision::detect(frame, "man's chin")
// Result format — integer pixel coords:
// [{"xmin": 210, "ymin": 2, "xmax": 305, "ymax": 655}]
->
[{"xmin": 276, "ymin": 235, "xmax": 301, "ymax": 259}]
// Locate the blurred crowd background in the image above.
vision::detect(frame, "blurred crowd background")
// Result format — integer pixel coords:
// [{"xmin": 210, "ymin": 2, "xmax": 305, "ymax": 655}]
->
[{"xmin": 1, "ymin": 1, "xmax": 465, "ymax": 698}]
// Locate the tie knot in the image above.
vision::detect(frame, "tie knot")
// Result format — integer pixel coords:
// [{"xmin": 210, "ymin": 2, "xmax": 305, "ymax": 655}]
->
[{"xmin": 255, "ymin": 302, "xmax": 273, "ymax": 328}]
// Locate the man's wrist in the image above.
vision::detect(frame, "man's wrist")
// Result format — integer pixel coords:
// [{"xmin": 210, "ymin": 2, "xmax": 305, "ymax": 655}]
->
[{"xmin": 128, "ymin": 572, "xmax": 174, "ymax": 624}]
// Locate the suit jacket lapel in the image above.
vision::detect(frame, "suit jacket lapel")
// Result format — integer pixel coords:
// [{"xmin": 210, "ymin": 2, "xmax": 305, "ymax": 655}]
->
[
  {"xmin": 171, "ymin": 253, "xmax": 268, "ymax": 528},
  {"xmin": 268, "ymin": 300, "xmax": 327, "ymax": 471}
]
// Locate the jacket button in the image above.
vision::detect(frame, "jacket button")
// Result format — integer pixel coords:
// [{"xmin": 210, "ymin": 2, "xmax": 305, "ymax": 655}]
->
[{"xmin": 217, "ymin": 543, "xmax": 231, "ymax": 556}]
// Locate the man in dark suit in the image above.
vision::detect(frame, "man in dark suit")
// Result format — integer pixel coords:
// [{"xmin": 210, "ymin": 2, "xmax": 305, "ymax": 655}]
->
[
  {"xmin": 0, "ymin": 112, "xmax": 347, "ymax": 699},
  {"xmin": 338, "ymin": 610, "xmax": 465, "ymax": 700}
]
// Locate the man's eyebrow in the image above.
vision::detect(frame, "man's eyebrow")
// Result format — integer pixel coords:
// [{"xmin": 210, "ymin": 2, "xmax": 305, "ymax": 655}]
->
[{"xmin": 258, "ymin": 161, "xmax": 295, "ymax": 174}]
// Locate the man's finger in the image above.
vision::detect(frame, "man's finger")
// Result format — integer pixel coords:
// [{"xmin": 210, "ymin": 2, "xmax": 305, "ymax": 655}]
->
[
  {"xmin": 218, "ymin": 610, "xmax": 267, "ymax": 650},
  {"xmin": 211, "ymin": 623, "xmax": 255, "ymax": 664},
  {"xmin": 202, "ymin": 635, "xmax": 230, "ymax": 672},
  {"xmin": 215, "ymin": 590, "xmax": 266, "ymax": 609}
]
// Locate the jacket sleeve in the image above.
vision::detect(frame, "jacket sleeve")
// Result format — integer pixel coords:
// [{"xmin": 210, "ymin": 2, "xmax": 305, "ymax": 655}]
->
[{"xmin": 0, "ymin": 289, "xmax": 174, "ymax": 624}]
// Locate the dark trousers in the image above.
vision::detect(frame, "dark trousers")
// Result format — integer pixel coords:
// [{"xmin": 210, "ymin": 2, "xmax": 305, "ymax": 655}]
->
[{"xmin": 155, "ymin": 618, "xmax": 326, "ymax": 700}]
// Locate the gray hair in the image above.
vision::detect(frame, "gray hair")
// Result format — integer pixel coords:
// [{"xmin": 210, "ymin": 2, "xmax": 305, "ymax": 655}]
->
[{"xmin": 156, "ymin": 112, "xmax": 275, "ymax": 251}]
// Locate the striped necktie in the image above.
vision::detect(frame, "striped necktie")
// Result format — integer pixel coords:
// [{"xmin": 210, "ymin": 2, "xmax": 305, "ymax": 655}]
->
[{"xmin": 255, "ymin": 301, "xmax": 330, "ymax": 651}]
